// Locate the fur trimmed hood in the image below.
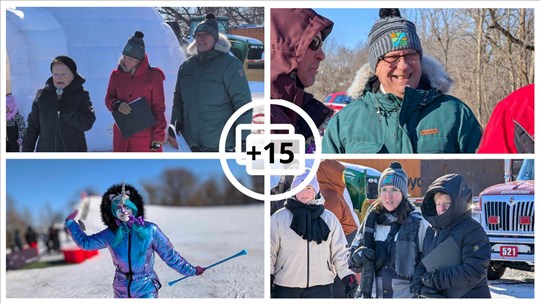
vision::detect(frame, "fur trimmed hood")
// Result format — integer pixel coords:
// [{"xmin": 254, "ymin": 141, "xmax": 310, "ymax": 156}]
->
[
  {"xmin": 347, "ymin": 55, "xmax": 454, "ymax": 100},
  {"xmin": 186, "ymin": 33, "xmax": 231, "ymax": 56},
  {"xmin": 100, "ymin": 183, "xmax": 146, "ymax": 232}
]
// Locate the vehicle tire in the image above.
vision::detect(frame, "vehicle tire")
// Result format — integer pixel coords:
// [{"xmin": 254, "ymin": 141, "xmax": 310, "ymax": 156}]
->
[{"xmin": 487, "ymin": 262, "xmax": 506, "ymax": 280}]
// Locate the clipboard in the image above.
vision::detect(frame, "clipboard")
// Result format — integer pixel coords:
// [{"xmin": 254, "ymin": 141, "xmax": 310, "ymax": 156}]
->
[
  {"xmin": 112, "ymin": 97, "xmax": 156, "ymax": 138},
  {"xmin": 421, "ymin": 236, "xmax": 469, "ymax": 298}
]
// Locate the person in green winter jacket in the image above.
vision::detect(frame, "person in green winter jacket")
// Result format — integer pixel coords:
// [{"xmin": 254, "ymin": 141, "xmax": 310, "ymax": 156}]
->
[
  {"xmin": 171, "ymin": 14, "xmax": 252, "ymax": 152},
  {"xmin": 322, "ymin": 9, "xmax": 482, "ymax": 154}
]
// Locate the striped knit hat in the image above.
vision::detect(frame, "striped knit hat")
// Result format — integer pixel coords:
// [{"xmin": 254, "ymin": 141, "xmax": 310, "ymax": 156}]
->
[
  {"xmin": 378, "ymin": 161, "xmax": 409, "ymax": 197},
  {"xmin": 368, "ymin": 8, "xmax": 423, "ymax": 71},
  {"xmin": 195, "ymin": 14, "xmax": 219, "ymax": 41}
]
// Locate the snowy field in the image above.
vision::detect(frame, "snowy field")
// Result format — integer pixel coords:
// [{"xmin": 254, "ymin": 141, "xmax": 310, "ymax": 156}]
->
[{"xmin": 6, "ymin": 204, "xmax": 264, "ymax": 298}]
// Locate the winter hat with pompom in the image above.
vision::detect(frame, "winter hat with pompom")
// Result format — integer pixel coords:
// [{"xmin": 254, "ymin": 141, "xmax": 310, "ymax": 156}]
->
[
  {"xmin": 368, "ymin": 8, "xmax": 423, "ymax": 71},
  {"xmin": 123, "ymin": 31, "xmax": 146, "ymax": 61},
  {"xmin": 378, "ymin": 161, "xmax": 409, "ymax": 197},
  {"xmin": 195, "ymin": 14, "xmax": 219, "ymax": 41}
]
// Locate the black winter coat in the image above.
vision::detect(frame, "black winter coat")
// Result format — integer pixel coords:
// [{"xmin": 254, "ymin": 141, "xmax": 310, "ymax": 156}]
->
[
  {"xmin": 415, "ymin": 174, "xmax": 491, "ymax": 298},
  {"xmin": 22, "ymin": 75, "xmax": 95, "ymax": 152}
]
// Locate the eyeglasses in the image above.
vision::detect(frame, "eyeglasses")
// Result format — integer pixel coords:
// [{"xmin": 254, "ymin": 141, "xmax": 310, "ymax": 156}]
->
[
  {"xmin": 308, "ymin": 36, "xmax": 323, "ymax": 51},
  {"xmin": 379, "ymin": 51, "xmax": 420, "ymax": 66}
]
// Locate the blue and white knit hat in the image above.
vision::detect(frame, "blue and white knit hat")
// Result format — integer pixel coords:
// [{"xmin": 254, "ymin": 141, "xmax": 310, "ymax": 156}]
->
[
  {"xmin": 368, "ymin": 8, "xmax": 423, "ymax": 71},
  {"xmin": 378, "ymin": 161, "xmax": 409, "ymax": 197}
]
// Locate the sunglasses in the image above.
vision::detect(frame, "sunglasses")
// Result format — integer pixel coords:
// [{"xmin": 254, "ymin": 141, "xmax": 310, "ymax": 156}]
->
[{"xmin": 308, "ymin": 35, "xmax": 323, "ymax": 51}]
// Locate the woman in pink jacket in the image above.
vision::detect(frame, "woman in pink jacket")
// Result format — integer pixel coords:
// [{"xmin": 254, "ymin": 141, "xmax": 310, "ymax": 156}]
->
[{"xmin": 105, "ymin": 31, "xmax": 167, "ymax": 152}]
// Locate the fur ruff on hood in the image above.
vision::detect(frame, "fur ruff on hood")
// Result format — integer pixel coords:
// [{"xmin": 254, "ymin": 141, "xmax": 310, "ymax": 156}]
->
[
  {"xmin": 347, "ymin": 56, "xmax": 454, "ymax": 99},
  {"xmin": 100, "ymin": 183, "xmax": 146, "ymax": 232},
  {"xmin": 186, "ymin": 33, "xmax": 232, "ymax": 56}
]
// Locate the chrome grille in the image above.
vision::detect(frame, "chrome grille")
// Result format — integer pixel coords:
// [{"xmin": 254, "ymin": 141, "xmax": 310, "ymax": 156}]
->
[{"xmin": 483, "ymin": 197, "xmax": 534, "ymax": 233}]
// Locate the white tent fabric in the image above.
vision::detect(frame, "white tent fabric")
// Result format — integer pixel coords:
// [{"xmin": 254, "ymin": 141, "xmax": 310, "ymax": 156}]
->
[{"xmin": 6, "ymin": 7, "xmax": 186, "ymax": 151}]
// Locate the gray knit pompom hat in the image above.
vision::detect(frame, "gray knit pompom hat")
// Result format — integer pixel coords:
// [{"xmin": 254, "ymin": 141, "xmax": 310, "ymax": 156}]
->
[
  {"xmin": 378, "ymin": 161, "xmax": 409, "ymax": 197},
  {"xmin": 123, "ymin": 31, "xmax": 145, "ymax": 61},
  {"xmin": 195, "ymin": 14, "xmax": 219, "ymax": 41},
  {"xmin": 368, "ymin": 8, "xmax": 422, "ymax": 71}
]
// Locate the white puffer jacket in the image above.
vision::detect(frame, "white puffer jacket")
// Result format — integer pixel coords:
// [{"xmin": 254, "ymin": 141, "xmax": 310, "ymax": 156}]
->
[{"xmin": 271, "ymin": 202, "xmax": 354, "ymax": 288}]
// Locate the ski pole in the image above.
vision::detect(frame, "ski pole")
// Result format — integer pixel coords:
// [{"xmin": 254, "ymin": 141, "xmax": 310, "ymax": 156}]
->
[{"xmin": 168, "ymin": 249, "xmax": 248, "ymax": 286}]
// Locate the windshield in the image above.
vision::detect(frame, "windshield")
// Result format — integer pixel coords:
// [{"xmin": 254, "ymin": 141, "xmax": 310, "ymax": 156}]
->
[{"xmin": 517, "ymin": 159, "xmax": 534, "ymax": 181}]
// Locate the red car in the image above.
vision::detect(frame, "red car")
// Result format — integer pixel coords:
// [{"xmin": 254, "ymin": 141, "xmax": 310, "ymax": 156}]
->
[{"xmin": 324, "ymin": 91, "xmax": 352, "ymax": 113}]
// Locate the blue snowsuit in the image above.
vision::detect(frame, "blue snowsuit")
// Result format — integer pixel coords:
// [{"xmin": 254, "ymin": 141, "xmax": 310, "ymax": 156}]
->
[{"xmin": 65, "ymin": 220, "xmax": 196, "ymax": 298}]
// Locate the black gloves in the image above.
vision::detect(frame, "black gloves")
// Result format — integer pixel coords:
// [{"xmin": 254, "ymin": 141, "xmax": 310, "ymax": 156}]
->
[
  {"xmin": 419, "ymin": 286, "xmax": 444, "ymax": 298},
  {"xmin": 421, "ymin": 271, "xmax": 436, "ymax": 289},
  {"xmin": 410, "ymin": 274, "xmax": 423, "ymax": 296},
  {"xmin": 410, "ymin": 272, "xmax": 443, "ymax": 298},
  {"xmin": 350, "ymin": 246, "xmax": 375, "ymax": 270},
  {"xmin": 342, "ymin": 274, "xmax": 359, "ymax": 298}
]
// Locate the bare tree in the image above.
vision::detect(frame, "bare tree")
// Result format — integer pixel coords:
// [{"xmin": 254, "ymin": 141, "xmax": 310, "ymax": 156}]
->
[{"xmin": 158, "ymin": 7, "xmax": 264, "ymax": 38}]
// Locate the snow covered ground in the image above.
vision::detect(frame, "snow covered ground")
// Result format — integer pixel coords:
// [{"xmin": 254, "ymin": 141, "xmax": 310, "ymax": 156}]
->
[
  {"xmin": 6, "ymin": 204, "xmax": 264, "ymax": 298},
  {"xmin": 489, "ymin": 268, "xmax": 534, "ymax": 298}
]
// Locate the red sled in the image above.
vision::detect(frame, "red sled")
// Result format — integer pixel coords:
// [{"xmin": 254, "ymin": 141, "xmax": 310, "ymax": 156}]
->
[{"xmin": 62, "ymin": 248, "xmax": 98, "ymax": 263}]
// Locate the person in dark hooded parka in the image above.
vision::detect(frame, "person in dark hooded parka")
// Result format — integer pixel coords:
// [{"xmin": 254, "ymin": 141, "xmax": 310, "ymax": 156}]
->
[{"xmin": 411, "ymin": 174, "xmax": 491, "ymax": 298}]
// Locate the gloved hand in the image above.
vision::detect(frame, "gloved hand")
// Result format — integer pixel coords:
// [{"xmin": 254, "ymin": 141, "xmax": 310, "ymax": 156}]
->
[
  {"xmin": 350, "ymin": 246, "xmax": 375, "ymax": 269},
  {"xmin": 342, "ymin": 274, "xmax": 359, "ymax": 298},
  {"xmin": 419, "ymin": 286, "xmax": 444, "ymax": 298},
  {"xmin": 410, "ymin": 275, "xmax": 423, "ymax": 297},
  {"xmin": 194, "ymin": 266, "xmax": 205, "ymax": 276},
  {"xmin": 421, "ymin": 271, "xmax": 437, "ymax": 289},
  {"xmin": 66, "ymin": 210, "xmax": 78, "ymax": 222}
]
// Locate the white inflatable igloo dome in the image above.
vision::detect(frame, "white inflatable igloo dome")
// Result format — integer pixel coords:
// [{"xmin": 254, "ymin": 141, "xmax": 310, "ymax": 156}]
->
[{"xmin": 6, "ymin": 7, "xmax": 186, "ymax": 151}]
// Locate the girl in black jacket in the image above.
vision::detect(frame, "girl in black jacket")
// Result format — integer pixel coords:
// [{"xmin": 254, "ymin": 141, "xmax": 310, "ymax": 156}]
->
[{"xmin": 23, "ymin": 56, "xmax": 95, "ymax": 152}]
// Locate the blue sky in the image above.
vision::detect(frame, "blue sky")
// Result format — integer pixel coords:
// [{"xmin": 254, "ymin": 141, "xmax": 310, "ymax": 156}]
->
[
  {"xmin": 6, "ymin": 159, "xmax": 250, "ymax": 220},
  {"xmin": 314, "ymin": 8, "xmax": 380, "ymax": 49}
]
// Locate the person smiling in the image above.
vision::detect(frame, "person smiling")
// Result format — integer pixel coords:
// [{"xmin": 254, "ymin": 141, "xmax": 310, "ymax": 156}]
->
[
  {"xmin": 322, "ymin": 8, "xmax": 482, "ymax": 153},
  {"xmin": 22, "ymin": 56, "xmax": 96, "ymax": 152}
]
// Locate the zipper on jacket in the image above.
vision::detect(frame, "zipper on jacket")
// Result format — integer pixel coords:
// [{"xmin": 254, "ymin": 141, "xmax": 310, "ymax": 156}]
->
[
  {"xmin": 306, "ymin": 239, "xmax": 310, "ymax": 288},
  {"xmin": 127, "ymin": 231, "xmax": 133, "ymax": 298}
]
